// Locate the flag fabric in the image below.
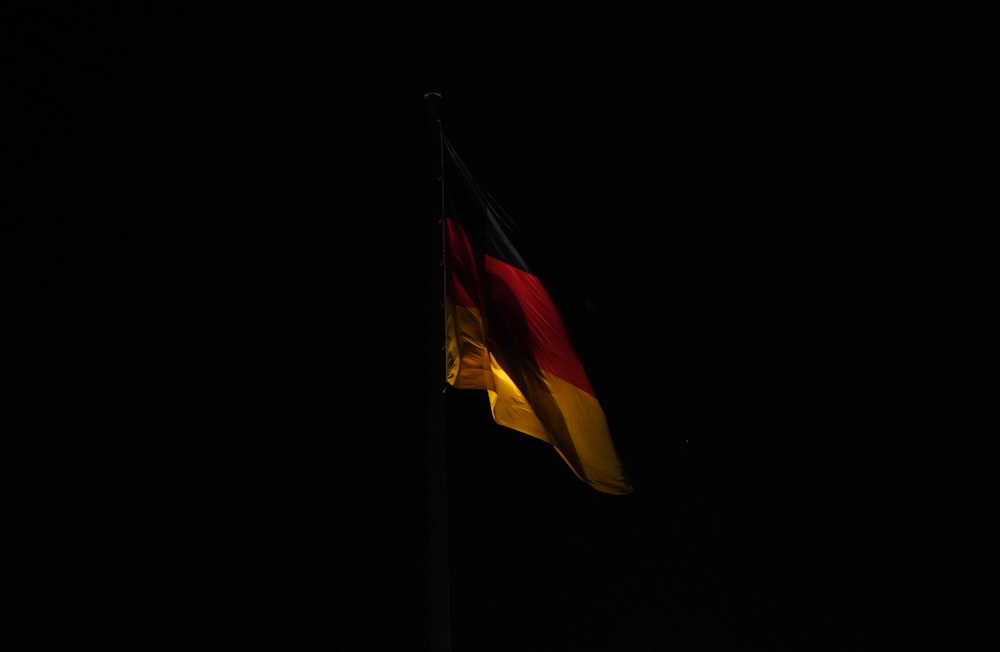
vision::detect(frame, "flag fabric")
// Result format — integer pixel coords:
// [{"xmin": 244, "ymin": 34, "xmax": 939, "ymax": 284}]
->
[{"xmin": 442, "ymin": 136, "xmax": 632, "ymax": 495}]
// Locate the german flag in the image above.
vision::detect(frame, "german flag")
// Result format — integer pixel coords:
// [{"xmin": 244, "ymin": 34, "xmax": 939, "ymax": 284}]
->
[{"xmin": 442, "ymin": 136, "xmax": 632, "ymax": 495}]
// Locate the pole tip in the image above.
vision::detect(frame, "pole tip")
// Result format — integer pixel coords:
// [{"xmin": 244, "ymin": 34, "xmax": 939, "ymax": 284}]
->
[{"xmin": 424, "ymin": 92, "xmax": 442, "ymax": 121}]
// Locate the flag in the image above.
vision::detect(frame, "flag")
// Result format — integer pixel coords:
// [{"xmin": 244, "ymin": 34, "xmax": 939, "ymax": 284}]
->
[{"xmin": 442, "ymin": 136, "xmax": 632, "ymax": 495}]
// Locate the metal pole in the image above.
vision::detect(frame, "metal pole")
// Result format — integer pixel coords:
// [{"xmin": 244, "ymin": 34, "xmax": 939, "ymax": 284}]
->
[{"xmin": 424, "ymin": 90, "xmax": 451, "ymax": 652}]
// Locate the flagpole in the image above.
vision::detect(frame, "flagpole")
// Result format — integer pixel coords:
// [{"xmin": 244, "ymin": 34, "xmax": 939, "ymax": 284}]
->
[{"xmin": 424, "ymin": 90, "xmax": 452, "ymax": 652}]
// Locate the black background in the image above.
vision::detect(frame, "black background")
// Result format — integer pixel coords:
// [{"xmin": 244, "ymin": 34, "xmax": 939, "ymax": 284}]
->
[{"xmin": 11, "ymin": 6, "xmax": 993, "ymax": 650}]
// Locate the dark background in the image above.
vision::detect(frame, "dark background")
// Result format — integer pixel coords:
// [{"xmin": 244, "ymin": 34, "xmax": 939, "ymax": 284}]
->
[{"xmin": 11, "ymin": 6, "xmax": 993, "ymax": 650}]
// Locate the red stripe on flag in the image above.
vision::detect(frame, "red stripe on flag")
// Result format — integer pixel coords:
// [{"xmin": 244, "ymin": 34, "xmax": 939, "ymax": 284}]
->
[
  {"xmin": 444, "ymin": 217, "xmax": 480, "ymax": 308},
  {"xmin": 444, "ymin": 215, "xmax": 595, "ymax": 397},
  {"xmin": 483, "ymin": 255, "xmax": 595, "ymax": 396}
]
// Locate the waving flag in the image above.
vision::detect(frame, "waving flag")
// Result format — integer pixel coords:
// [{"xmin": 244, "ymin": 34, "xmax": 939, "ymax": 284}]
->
[{"xmin": 442, "ymin": 136, "xmax": 632, "ymax": 495}]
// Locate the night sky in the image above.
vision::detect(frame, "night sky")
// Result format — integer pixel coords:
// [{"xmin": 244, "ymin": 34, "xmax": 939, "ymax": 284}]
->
[{"xmin": 14, "ymin": 7, "xmax": 992, "ymax": 650}]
